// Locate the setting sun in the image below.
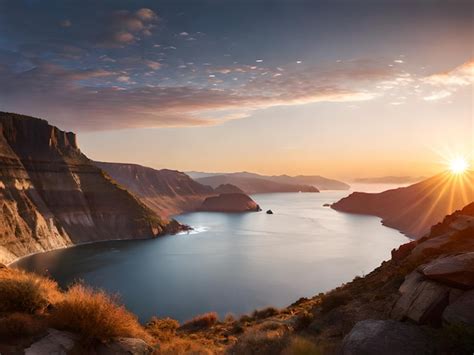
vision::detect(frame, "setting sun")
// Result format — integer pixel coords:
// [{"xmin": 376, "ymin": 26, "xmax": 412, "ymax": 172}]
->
[{"xmin": 449, "ymin": 157, "xmax": 469, "ymax": 174}]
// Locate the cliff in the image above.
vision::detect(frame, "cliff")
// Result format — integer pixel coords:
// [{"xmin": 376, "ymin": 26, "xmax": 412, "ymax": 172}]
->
[
  {"xmin": 95, "ymin": 162, "xmax": 213, "ymax": 217},
  {"xmin": 331, "ymin": 171, "xmax": 474, "ymax": 238},
  {"xmin": 199, "ymin": 193, "xmax": 261, "ymax": 212},
  {"xmin": 0, "ymin": 112, "xmax": 180, "ymax": 264}
]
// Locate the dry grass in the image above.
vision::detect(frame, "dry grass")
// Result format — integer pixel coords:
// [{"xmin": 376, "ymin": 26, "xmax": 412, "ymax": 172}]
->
[
  {"xmin": 181, "ymin": 312, "xmax": 218, "ymax": 330},
  {"xmin": 281, "ymin": 336, "xmax": 321, "ymax": 355},
  {"xmin": 0, "ymin": 313, "xmax": 46, "ymax": 339},
  {"xmin": 228, "ymin": 325, "xmax": 289, "ymax": 355},
  {"xmin": 156, "ymin": 337, "xmax": 216, "ymax": 355},
  {"xmin": 0, "ymin": 268, "xmax": 61, "ymax": 313},
  {"xmin": 50, "ymin": 284, "xmax": 150, "ymax": 343},
  {"xmin": 146, "ymin": 317, "xmax": 180, "ymax": 342}
]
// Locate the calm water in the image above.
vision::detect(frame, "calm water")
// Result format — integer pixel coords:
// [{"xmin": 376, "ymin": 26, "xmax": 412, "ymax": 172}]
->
[{"xmin": 14, "ymin": 192, "xmax": 409, "ymax": 322}]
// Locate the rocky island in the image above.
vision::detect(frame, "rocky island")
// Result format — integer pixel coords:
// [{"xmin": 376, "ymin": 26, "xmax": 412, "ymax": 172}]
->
[{"xmin": 199, "ymin": 193, "xmax": 261, "ymax": 212}]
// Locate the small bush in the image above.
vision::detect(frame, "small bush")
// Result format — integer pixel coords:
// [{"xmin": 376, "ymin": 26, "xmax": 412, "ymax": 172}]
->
[
  {"xmin": 320, "ymin": 292, "xmax": 350, "ymax": 314},
  {"xmin": 239, "ymin": 314, "xmax": 253, "ymax": 323},
  {"xmin": 0, "ymin": 313, "xmax": 46, "ymax": 338},
  {"xmin": 252, "ymin": 307, "xmax": 280, "ymax": 319},
  {"xmin": 51, "ymin": 284, "xmax": 150, "ymax": 343},
  {"xmin": 146, "ymin": 317, "xmax": 179, "ymax": 342},
  {"xmin": 158, "ymin": 337, "xmax": 215, "ymax": 355},
  {"xmin": 181, "ymin": 312, "xmax": 218, "ymax": 330},
  {"xmin": 294, "ymin": 311, "xmax": 314, "ymax": 331},
  {"xmin": 0, "ymin": 269, "xmax": 61, "ymax": 313}
]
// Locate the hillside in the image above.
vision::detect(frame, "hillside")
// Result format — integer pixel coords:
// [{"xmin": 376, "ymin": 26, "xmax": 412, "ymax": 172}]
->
[
  {"xmin": 189, "ymin": 171, "xmax": 349, "ymax": 190},
  {"xmin": 0, "ymin": 112, "xmax": 181, "ymax": 264},
  {"xmin": 95, "ymin": 162, "xmax": 213, "ymax": 217},
  {"xmin": 332, "ymin": 171, "xmax": 474, "ymax": 238},
  {"xmin": 194, "ymin": 175, "xmax": 320, "ymax": 194},
  {"xmin": 1, "ymin": 204, "xmax": 472, "ymax": 354}
]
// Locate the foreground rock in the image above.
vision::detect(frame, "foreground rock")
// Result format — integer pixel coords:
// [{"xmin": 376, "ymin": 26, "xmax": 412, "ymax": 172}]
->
[
  {"xmin": 0, "ymin": 112, "xmax": 182, "ymax": 264},
  {"xmin": 199, "ymin": 193, "xmax": 261, "ymax": 212},
  {"xmin": 420, "ymin": 252, "xmax": 474, "ymax": 289},
  {"xmin": 25, "ymin": 329, "xmax": 77, "ymax": 355},
  {"xmin": 341, "ymin": 320, "xmax": 433, "ymax": 355}
]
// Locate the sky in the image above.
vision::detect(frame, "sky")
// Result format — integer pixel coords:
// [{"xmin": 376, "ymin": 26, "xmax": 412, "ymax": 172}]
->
[{"xmin": 0, "ymin": 0, "xmax": 472, "ymax": 180}]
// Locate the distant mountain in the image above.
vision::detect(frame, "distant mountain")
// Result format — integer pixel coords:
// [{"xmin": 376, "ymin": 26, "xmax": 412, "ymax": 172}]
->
[
  {"xmin": 332, "ymin": 171, "xmax": 474, "ymax": 238},
  {"xmin": 95, "ymin": 162, "xmax": 213, "ymax": 217},
  {"xmin": 188, "ymin": 171, "xmax": 349, "ymax": 191},
  {"xmin": 214, "ymin": 184, "xmax": 245, "ymax": 194},
  {"xmin": 194, "ymin": 174, "xmax": 319, "ymax": 194},
  {"xmin": 0, "ymin": 112, "xmax": 181, "ymax": 264},
  {"xmin": 354, "ymin": 176, "xmax": 425, "ymax": 184}
]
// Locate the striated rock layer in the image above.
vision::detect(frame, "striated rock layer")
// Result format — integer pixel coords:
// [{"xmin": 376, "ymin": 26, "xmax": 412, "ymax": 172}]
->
[
  {"xmin": 0, "ymin": 112, "xmax": 180, "ymax": 264},
  {"xmin": 95, "ymin": 161, "xmax": 213, "ymax": 217}
]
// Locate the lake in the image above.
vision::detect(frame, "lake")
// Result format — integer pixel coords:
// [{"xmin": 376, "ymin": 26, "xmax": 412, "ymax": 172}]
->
[{"xmin": 14, "ymin": 192, "xmax": 409, "ymax": 323}]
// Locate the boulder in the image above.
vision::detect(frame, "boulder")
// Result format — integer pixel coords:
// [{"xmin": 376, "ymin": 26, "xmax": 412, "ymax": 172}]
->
[
  {"xmin": 266, "ymin": 209, "xmax": 274, "ymax": 214},
  {"xmin": 442, "ymin": 290, "xmax": 474, "ymax": 326},
  {"xmin": 95, "ymin": 337, "xmax": 153, "ymax": 354},
  {"xmin": 25, "ymin": 329, "xmax": 78, "ymax": 355},
  {"xmin": 391, "ymin": 271, "xmax": 450, "ymax": 324},
  {"xmin": 341, "ymin": 319, "xmax": 433, "ymax": 355},
  {"xmin": 420, "ymin": 253, "xmax": 474, "ymax": 289}
]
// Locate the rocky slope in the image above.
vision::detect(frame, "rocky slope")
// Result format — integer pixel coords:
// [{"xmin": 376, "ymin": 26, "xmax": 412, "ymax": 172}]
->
[
  {"xmin": 194, "ymin": 175, "xmax": 320, "ymax": 194},
  {"xmin": 331, "ymin": 171, "xmax": 474, "ymax": 238},
  {"xmin": 95, "ymin": 161, "xmax": 213, "ymax": 217},
  {"xmin": 199, "ymin": 193, "xmax": 261, "ymax": 212},
  {"xmin": 213, "ymin": 184, "xmax": 245, "ymax": 194},
  {"xmin": 0, "ymin": 112, "xmax": 181, "ymax": 265}
]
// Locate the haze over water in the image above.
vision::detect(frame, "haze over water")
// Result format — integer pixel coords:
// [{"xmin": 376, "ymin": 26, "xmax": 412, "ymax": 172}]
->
[{"xmin": 15, "ymin": 192, "xmax": 409, "ymax": 322}]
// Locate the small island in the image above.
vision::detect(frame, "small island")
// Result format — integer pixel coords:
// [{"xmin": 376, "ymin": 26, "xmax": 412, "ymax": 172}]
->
[{"xmin": 199, "ymin": 193, "xmax": 262, "ymax": 212}]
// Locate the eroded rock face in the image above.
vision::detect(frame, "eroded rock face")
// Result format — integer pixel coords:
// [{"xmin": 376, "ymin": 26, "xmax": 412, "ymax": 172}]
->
[
  {"xmin": 199, "ymin": 193, "xmax": 261, "ymax": 212},
  {"xmin": 341, "ymin": 320, "xmax": 433, "ymax": 355},
  {"xmin": 391, "ymin": 271, "xmax": 451, "ymax": 324},
  {"xmin": 420, "ymin": 253, "xmax": 474, "ymax": 289},
  {"xmin": 0, "ymin": 112, "xmax": 179, "ymax": 264},
  {"xmin": 442, "ymin": 290, "xmax": 474, "ymax": 326}
]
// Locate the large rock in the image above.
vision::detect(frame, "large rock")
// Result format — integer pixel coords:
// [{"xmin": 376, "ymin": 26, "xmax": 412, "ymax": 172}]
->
[
  {"xmin": 442, "ymin": 290, "xmax": 474, "ymax": 326},
  {"xmin": 391, "ymin": 271, "xmax": 451, "ymax": 324},
  {"xmin": 421, "ymin": 253, "xmax": 474, "ymax": 289},
  {"xmin": 25, "ymin": 329, "xmax": 78, "ymax": 355},
  {"xmin": 95, "ymin": 337, "xmax": 153, "ymax": 355},
  {"xmin": 199, "ymin": 193, "xmax": 261, "ymax": 212},
  {"xmin": 341, "ymin": 319, "xmax": 433, "ymax": 355}
]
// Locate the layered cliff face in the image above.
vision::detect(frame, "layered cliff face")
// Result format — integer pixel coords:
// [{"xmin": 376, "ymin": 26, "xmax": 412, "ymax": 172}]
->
[
  {"xmin": 0, "ymin": 112, "xmax": 179, "ymax": 264},
  {"xmin": 332, "ymin": 172, "xmax": 474, "ymax": 238},
  {"xmin": 95, "ymin": 162, "xmax": 214, "ymax": 217}
]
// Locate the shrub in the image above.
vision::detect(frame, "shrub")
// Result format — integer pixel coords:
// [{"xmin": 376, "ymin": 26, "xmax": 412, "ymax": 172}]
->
[
  {"xmin": 181, "ymin": 312, "xmax": 218, "ymax": 330},
  {"xmin": 252, "ymin": 307, "xmax": 280, "ymax": 319},
  {"xmin": 146, "ymin": 317, "xmax": 180, "ymax": 342},
  {"xmin": 158, "ymin": 337, "xmax": 215, "ymax": 355},
  {"xmin": 51, "ymin": 284, "xmax": 150, "ymax": 343},
  {"xmin": 0, "ymin": 269, "xmax": 61, "ymax": 313},
  {"xmin": 320, "ymin": 292, "xmax": 350, "ymax": 314},
  {"xmin": 294, "ymin": 311, "xmax": 314, "ymax": 331},
  {"xmin": 239, "ymin": 314, "xmax": 253, "ymax": 323},
  {"xmin": 0, "ymin": 313, "xmax": 46, "ymax": 338}
]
